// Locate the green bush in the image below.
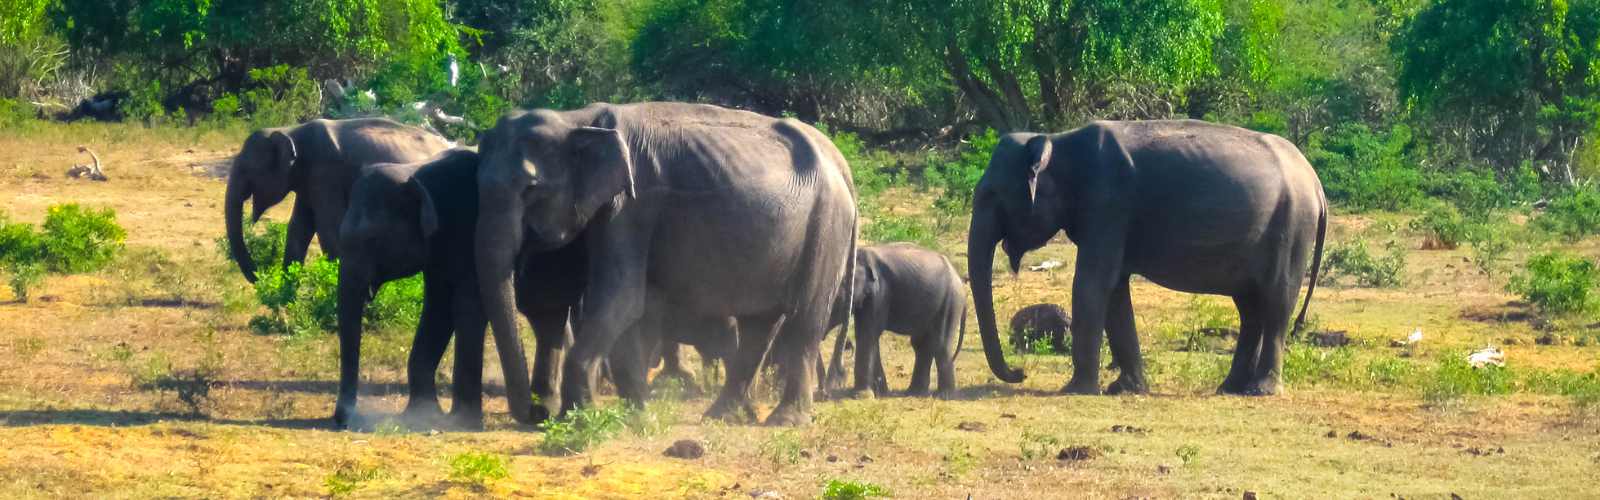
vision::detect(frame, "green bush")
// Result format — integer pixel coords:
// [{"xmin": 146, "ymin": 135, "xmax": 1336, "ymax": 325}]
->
[
  {"xmin": 821, "ymin": 479, "xmax": 889, "ymax": 500},
  {"xmin": 6, "ymin": 262, "xmax": 43, "ymax": 302},
  {"xmin": 39, "ymin": 204, "xmax": 126, "ymax": 274},
  {"xmin": 1410, "ymin": 202, "xmax": 1470, "ymax": 249},
  {"xmin": 862, "ymin": 211, "xmax": 938, "ymax": 248},
  {"xmin": 1305, "ymin": 124, "xmax": 1426, "ymax": 212},
  {"xmin": 0, "ymin": 98, "xmax": 34, "ymax": 128},
  {"xmin": 249, "ymin": 257, "xmax": 423, "ymax": 336},
  {"xmin": 1282, "ymin": 346, "xmax": 1355, "ymax": 385},
  {"xmin": 821, "ymin": 124, "xmax": 896, "ymax": 199},
  {"xmin": 1466, "ymin": 228, "xmax": 1513, "ymax": 277},
  {"xmin": 1508, "ymin": 251, "xmax": 1600, "ymax": 318},
  {"xmin": 538, "ymin": 404, "xmax": 629, "ymax": 455},
  {"xmin": 1423, "ymin": 354, "xmax": 1514, "ymax": 405},
  {"xmin": 237, "ymin": 65, "xmax": 322, "ymax": 127},
  {"xmin": 1322, "ymin": 239, "xmax": 1405, "ymax": 287},
  {"xmin": 1534, "ymin": 186, "xmax": 1600, "ymax": 241},
  {"xmin": 446, "ymin": 451, "xmax": 509, "ymax": 487},
  {"xmin": 925, "ymin": 129, "xmax": 998, "ymax": 220}
]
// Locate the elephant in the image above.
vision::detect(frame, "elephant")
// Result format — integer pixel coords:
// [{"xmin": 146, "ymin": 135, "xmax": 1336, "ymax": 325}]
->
[
  {"xmin": 966, "ymin": 120, "xmax": 1326, "ymax": 396},
  {"xmin": 823, "ymin": 243, "xmax": 967, "ymax": 398},
  {"xmin": 225, "ymin": 117, "xmax": 452, "ymax": 283},
  {"xmin": 334, "ymin": 148, "xmax": 585, "ymax": 429},
  {"xmin": 473, "ymin": 102, "xmax": 858, "ymax": 426},
  {"xmin": 1010, "ymin": 303, "xmax": 1070, "ymax": 355}
]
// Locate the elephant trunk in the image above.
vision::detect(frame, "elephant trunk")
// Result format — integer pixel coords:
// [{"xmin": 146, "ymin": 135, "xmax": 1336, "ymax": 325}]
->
[
  {"xmin": 474, "ymin": 201, "xmax": 534, "ymax": 424},
  {"xmin": 225, "ymin": 173, "xmax": 257, "ymax": 283},
  {"xmin": 968, "ymin": 212, "xmax": 1025, "ymax": 383}
]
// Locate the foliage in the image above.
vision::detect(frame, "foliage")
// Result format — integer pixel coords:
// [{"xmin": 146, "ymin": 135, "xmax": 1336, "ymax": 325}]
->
[
  {"xmin": 1535, "ymin": 186, "xmax": 1600, "ymax": 241},
  {"xmin": 821, "ymin": 479, "xmax": 889, "ymax": 500},
  {"xmin": 926, "ymin": 129, "xmax": 998, "ymax": 220},
  {"xmin": 216, "ymin": 219, "xmax": 288, "ymax": 274},
  {"xmin": 1322, "ymin": 239, "xmax": 1406, "ymax": 288},
  {"xmin": 1283, "ymin": 345, "xmax": 1356, "ymax": 385},
  {"xmin": 446, "ymin": 451, "xmax": 509, "ymax": 487},
  {"xmin": 1176, "ymin": 444, "xmax": 1201, "ymax": 465},
  {"xmin": 6, "ymin": 262, "xmax": 43, "ymax": 302},
  {"xmin": 324, "ymin": 461, "xmax": 388, "ymax": 497},
  {"xmin": 1305, "ymin": 123, "xmax": 1425, "ymax": 211},
  {"xmin": 1423, "ymin": 354, "xmax": 1514, "ymax": 405},
  {"xmin": 248, "ymin": 257, "xmax": 422, "ymax": 336},
  {"xmin": 1508, "ymin": 251, "xmax": 1600, "ymax": 318},
  {"xmin": 1018, "ymin": 430, "xmax": 1061, "ymax": 461},
  {"xmin": 39, "ymin": 204, "xmax": 125, "ymax": 273},
  {"xmin": 1409, "ymin": 202, "xmax": 1470, "ymax": 249},
  {"xmin": 861, "ymin": 212, "xmax": 937, "ymax": 249},
  {"xmin": 538, "ymin": 404, "xmax": 629, "ymax": 455},
  {"xmin": 229, "ymin": 65, "xmax": 322, "ymax": 127}
]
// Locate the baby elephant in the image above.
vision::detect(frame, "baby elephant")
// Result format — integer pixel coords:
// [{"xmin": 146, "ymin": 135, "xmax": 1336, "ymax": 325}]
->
[
  {"xmin": 826, "ymin": 243, "xmax": 966, "ymax": 398},
  {"xmin": 1010, "ymin": 303, "xmax": 1071, "ymax": 355}
]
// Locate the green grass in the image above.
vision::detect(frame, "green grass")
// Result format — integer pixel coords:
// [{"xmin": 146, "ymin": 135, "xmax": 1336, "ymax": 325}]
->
[
  {"xmin": 821, "ymin": 478, "xmax": 889, "ymax": 500},
  {"xmin": 538, "ymin": 404, "xmax": 630, "ymax": 456},
  {"xmin": 446, "ymin": 451, "xmax": 509, "ymax": 488}
]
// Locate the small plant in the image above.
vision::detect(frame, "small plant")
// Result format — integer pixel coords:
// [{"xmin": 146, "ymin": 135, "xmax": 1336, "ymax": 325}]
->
[
  {"xmin": 215, "ymin": 218, "xmax": 288, "ymax": 275},
  {"xmin": 538, "ymin": 404, "xmax": 628, "ymax": 455},
  {"xmin": 926, "ymin": 129, "xmax": 998, "ymax": 220},
  {"xmin": 11, "ymin": 337, "xmax": 44, "ymax": 360},
  {"xmin": 39, "ymin": 204, "xmax": 126, "ymax": 274},
  {"xmin": 141, "ymin": 356, "xmax": 222, "ymax": 416},
  {"xmin": 862, "ymin": 211, "xmax": 938, "ymax": 248},
  {"xmin": 1534, "ymin": 186, "xmax": 1600, "ymax": 241},
  {"xmin": 1282, "ymin": 345, "xmax": 1356, "ymax": 385},
  {"xmin": 758, "ymin": 429, "xmax": 806, "ymax": 465},
  {"xmin": 1410, "ymin": 202, "xmax": 1470, "ymax": 249},
  {"xmin": 1176, "ymin": 444, "xmax": 1201, "ymax": 465},
  {"xmin": 1423, "ymin": 354, "xmax": 1514, "ymax": 406},
  {"xmin": 821, "ymin": 478, "xmax": 889, "ymax": 500},
  {"xmin": 324, "ymin": 461, "xmax": 388, "ymax": 497},
  {"xmin": 1322, "ymin": 239, "xmax": 1405, "ymax": 288},
  {"xmin": 1467, "ymin": 231, "xmax": 1512, "ymax": 277},
  {"xmin": 1508, "ymin": 252, "xmax": 1600, "ymax": 318},
  {"xmin": 446, "ymin": 451, "xmax": 509, "ymax": 488},
  {"xmin": 817, "ymin": 400, "xmax": 898, "ymax": 444},
  {"xmin": 943, "ymin": 443, "xmax": 978, "ymax": 477},
  {"xmin": 1365, "ymin": 357, "xmax": 1418, "ymax": 388},
  {"xmin": 6, "ymin": 262, "xmax": 42, "ymax": 301},
  {"xmin": 1019, "ymin": 430, "xmax": 1061, "ymax": 461}
]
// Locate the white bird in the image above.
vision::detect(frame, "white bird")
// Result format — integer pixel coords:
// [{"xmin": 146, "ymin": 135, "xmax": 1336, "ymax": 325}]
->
[
  {"xmin": 1467, "ymin": 346, "xmax": 1505, "ymax": 368},
  {"xmin": 447, "ymin": 53, "xmax": 460, "ymax": 88},
  {"xmin": 1029, "ymin": 260, "xmax": 1064, "ymax": 272},
  {"xmin": 1406, "ymin": 328, "xmax": 1423, "ymax": 345}
]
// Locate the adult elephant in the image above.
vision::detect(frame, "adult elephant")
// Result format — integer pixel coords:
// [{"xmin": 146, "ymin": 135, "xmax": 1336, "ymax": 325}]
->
[
  {"xmin": 225, "ymin": 118, "xmax": 451, "ymax": 283},
  {"xmin": 474, "ymin": 102, "xmax": 857, "ymax": 425},
  {"xmin": 967, "ymin": 120, "xmax": 1326, "ymax": 396},
  {"xmin": 336, "ymin": 149, "xmax": 584, "ymax": 428},
  {"xmin": 824, "ymin": 243, "xmax": 967, "ymax": 398}
]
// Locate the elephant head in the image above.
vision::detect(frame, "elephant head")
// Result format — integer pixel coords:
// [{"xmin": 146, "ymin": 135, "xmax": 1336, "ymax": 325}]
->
[
  {"xmin": 225, "ymin": 128, "xmax": 298, "ymax": 283},
  {"xmin": 967, "ymin": 133, "xmax": 1064, "ymax": 384},
  {"xmin": 474, "ymin": 109, "xmax": 636, "ymax": 422}
]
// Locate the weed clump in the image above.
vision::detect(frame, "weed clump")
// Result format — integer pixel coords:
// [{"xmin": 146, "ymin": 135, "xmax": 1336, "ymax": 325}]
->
[
  {"xmin": 1423, "ymin": 354, "xmax": 1514, "ymax": 406},
  {"xmin": 821, "ymin": 478, "xmax": 889, "ymax": 500},
  {"xmin": 0, "ymin": 205, "xmax": 126, "ymax": 300},
  {"xmin": 538, "ymin": 404, "xmax": 629, "ymax": 455},
  {"xmin": 1508, "ymin": 251, "xmax": 1600, "ymax": 319},
  {"xmin": 1322, "ymin": 239, "xmax": 1406, "ymax": 287},
  {"xmin": 247, "ymin": 257, "xmax": 422, "ymax": 335},
  {"xmin": 446, "ymin": 451, "xmax": 509, "ymax": 488},
  {"xmin": 1534, "ymin": 186, "xmax": 1600, "ymax": 241}
]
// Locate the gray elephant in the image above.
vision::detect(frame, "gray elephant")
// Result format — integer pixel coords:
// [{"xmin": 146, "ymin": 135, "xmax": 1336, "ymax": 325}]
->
[
  {"xmin": 225, "ymin": 118, "xmax": 451, "ymax": 283},
  {"xmin": 335, "ymin": 148, "xmax": 585, "ymax": 428},
  {"xmin": 474, "ymin": 102, "xmax": 857, "ymax": 425},
  {"xmin": 1010, "ymin": 303, "xmax": 1070, "ymax": 355},
  {"xmin": 824, "ymin": 243, "xmax": 966, "ymax": 398},
  {"xmin": 967, "ymin": 120, "xmax": 1326, "ymax": 396}
]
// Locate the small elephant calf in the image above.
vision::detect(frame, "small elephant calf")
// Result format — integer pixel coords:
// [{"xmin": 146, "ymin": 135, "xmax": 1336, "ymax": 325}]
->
[
  {"xmin": 1009, "ymin": 303, "xmax": 1071, "ymax": 355},
  {"xmin": 826, "ymin": 243, "xmax": 966, "ymax": 398}
]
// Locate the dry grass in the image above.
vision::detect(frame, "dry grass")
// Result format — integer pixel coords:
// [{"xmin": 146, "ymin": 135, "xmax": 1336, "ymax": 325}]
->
[{"xmin": 2, "ymin": 122, "xmax": 1599, "ymax": 498}]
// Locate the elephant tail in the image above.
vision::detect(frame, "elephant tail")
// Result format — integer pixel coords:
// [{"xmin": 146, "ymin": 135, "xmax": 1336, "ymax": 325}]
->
[
  {"xmin": 954, "ymin": 302, "xmax": 967, "ymax": 363},
  {"xmin": 1292, "ymin": 190, "xmax": 1328, "ymax": 336}
]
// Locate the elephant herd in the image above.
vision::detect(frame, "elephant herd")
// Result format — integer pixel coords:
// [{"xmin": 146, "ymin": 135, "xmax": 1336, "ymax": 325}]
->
[{"xmin": 221, "ymin": 101, "xmax": 1327, "ymax": 430}]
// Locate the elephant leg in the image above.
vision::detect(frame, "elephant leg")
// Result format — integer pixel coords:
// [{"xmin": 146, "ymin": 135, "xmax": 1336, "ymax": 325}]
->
[
  {"xmin": 1219, "ymin": 293, "xmax": 1264, "ymax": 395},
  {"xmin": 766, "ymin": 304, "xmax": 831, "ymax": 426},
  {"xmin": 1246, "ymin": 285, "xmax": 1298, "ymax": 396},
  {"xmin": 446, "ymin": 291, "xmax": 488, "ymax": 430},
  {"xmin": 402, "ymin": 280, "xmax": 454, "ymax": 422},
  {"xmin": 934, "ymin": 309, "xmax": 961, "ymax": 398},
  {"xmin": 656, "ymin": 342, "xmax": 700, "ymax": 395},
  {"xmin": 1062, "ymin": 243, "xmax": 1125, "ymax": 395},
  {"xmin": 851, "ymin": 321, "xmax": 884, "ymax": 397},
  {"xmin": 525, "ymin": 308, "xmax": 570, "ymax": 424},
  {"xmin": 332, "ymin": 263, "xmax": 368, "ymax": 429},
  {"xmin": 311, "ymin": 193, "xmax": 345, "ymax": 259},
  {"xmin": 706, "ymin": 312, "xmax": 781, "ymax": 423},
  {"xmin": 906, "ymin": 335, "xmax": 933, "ymax": 397},
  {"xmin": 282, "ymin": 199, "xmax": 316, "ymax": 269},
  {"xmin": 558, "ymin": 249, "xmax": 647, "ymax": 417},
  {"xmin": 1104, "ymin": 278, "xmax": 1149, "ymax": 395},
  {"xmin": 609, "ymin": 324, "xmax": 652, "ymax": 407}
]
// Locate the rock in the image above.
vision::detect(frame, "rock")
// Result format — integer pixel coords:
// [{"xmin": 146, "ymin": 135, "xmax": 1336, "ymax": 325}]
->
[
  {"xmin": 1000, "ymin": 413, "xmax": 1018, "ymax": 419},
  {"xmin": 857, "ymin": 454, "xmax": 874, "ymax": 464},
  {"xmin": 956, "ymin": 421, "xmax": 988, "ymax": 432},
  {"xmin": 1309, "ymin": 330, "xmax": 1351, "ymax": 347},
  {"xmin": 1535, "ymin": 334, "xmax": 1561, "ymax": 346},
  {"xmin": 1056, "ymin": 446, "xmax": 1100, "ymax": 461},
  {"xmin": 1110, "ymin": 424, "xmax": 1150, "ymax": 434},
  {"xmin": 826, "ymin": 454, "xmax": 839, "ymax": 463},
  {"xmin": 1243, "ymin": 492, "xmax": 1258, "ymax": 500},
  {"xmin": 1156, "ymin": 464, "xmax": 1172, "ymax": 474},
  {"xmin": 663, "ymin": 439, "xmax": 705, "ymax": 459},
  {"xmin": 749, "ymin": 489, "xmax": 782, "ymax": 499}
]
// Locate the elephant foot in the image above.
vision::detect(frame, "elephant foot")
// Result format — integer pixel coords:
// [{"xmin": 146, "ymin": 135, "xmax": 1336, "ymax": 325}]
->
[
  {"xmin": 905, "ymin": 386, "xmax": 932, "ymax": 398},
  {"xmin": 1241, "ymin": 377, "xmax": 1282, "ymax": 396},
  {"xmin": 332, "ymin": 409, "xmax": 352, "ymax": 430},
  {"xmin": 1060, "ymin": 377, "xmax": 1101, "ymax": 395},
  {"xmin": 846, "ymin": 387, "xmax": 877, "ymax": 400},
  {"xmin": 401, "ymin": 401, "xmax": 448, "ymax": 428},
  {"xmin": 1104, "ymin": 375, "xmax": 1149, "ymax": 395},
  {"xmin": 530, "ymin": 403, "xmax": 558, "ymax": 426},
  {"xmin": 704, "ymin": 396, "xmax": 760, "ymax": 424},
  {"xmin": 444, "ymin": 409, "xmax": 486, "ymax": 431},
  {"xmin": 764, "ymin": 404, "xmax": 812, "ymax": 427}
]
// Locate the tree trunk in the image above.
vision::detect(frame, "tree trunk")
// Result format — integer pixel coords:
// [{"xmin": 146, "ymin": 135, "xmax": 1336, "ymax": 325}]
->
[{"xmin": 943, "ymin": 36, "xmax": 1023, "ymax": 132}]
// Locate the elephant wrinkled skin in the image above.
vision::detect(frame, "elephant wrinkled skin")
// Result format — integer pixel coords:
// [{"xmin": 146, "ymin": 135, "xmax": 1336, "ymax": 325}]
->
[
  {"xmin": 825, "ymin": 243, "xmax": 967, "ymax": 398},
  {"xmin": 966, "ymin": 120, "xmax": 1327, "ymax": 397}
]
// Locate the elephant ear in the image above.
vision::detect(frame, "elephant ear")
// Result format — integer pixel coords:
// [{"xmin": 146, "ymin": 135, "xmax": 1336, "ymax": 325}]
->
[
  {"xmin": 268, "ymin": 130, "xmax": 298, "ymax": 175},
  {"xmin": 409, "ymin": 177, "xmax": 441, "ymax": 240},
  {"xmin": 1023, "ymin": 134, "xmax": 1053, "ymax": 207},
  {"xmin": 571, "ymin": 126, "xmax": 636, "ymax": 222}
]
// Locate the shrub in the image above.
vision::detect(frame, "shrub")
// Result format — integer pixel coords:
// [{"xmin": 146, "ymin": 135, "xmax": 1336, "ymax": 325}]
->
[
  {"xmin": 1467, "ymin": 230, "xmax": 1512, "ymax": 277},
  {"xmin": 1410, "ymin": 202, "xmax": 1470, "ymax": 249},
  {"xmin": 237, "ymin": 65, "xmax": 323, "ymax": 127},
  {"xmin": 215, "ymin": 218, "xmax": 288, "ymax": 277},
  {"xmin": 1283, "ymin": 346, "xmax": 1356, "ymax": 385},
  {"xmin": 1534, "ymin": 186, "xmax": 1600, "ymax": 241},
  {"xmin": 925, "ymin": 129, "xmax": 997, "ymax": 219},
  {"xmin": 7, "ymin": 262, "xmax": 43, "ymax": 302},
  {"xmin": 538, "ymin": 404, "xmax": 629, "ymax": 455},
  {"xmin": 1423, "ymin": 354, "xmax": 1513, "ymax": 406},
  {"xmin": 1508, "ymin": 252, "xmax": 1600, "ymax": 318},
  {"xmin": 249, "ymin": 256, "xmax": 423, "ymax": 336},
  {"xmin": 820, "ymin": 124, "xmax": 896, "ymax": 199},
  {"xmin": 39, "ymin": 204, "xmax": 125, "ymax": 274},
  {"xmin": 1176, "ymin": 444, "xmax": 1201, "ymax": 465},
  {"xmin": 821, "ymin": 479, "xmax": 889, "ymax": 500},
  {"xmin": 1305, "ymin": 123, "xmax": 1425, "ymax": 211},
  {"xmin": 862, "ymin": 211, "xmax": 938, "ymax": 248},
  {"xmin": 1365, "ymin": 357, "xmax": 1418, "ymax": 388},
  {"xmin": 1322, "ymin": 239, "xmax": 1405, "ymax": 287},
  {"xmin": 446, "ymin": 451, "xmax": 509, "ymax": 487}
]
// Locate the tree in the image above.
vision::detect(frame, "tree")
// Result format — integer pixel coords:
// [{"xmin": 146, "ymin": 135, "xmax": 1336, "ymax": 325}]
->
[{"xmin": 1394, "ymin": 0, "xmax": 1600, "ymax": 182}]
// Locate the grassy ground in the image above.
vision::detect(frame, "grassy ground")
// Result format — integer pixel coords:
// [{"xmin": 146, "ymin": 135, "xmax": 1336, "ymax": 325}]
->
[{"xmin": 1, "ymin": 122, "xmax": 1598, "ymax": 498}]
